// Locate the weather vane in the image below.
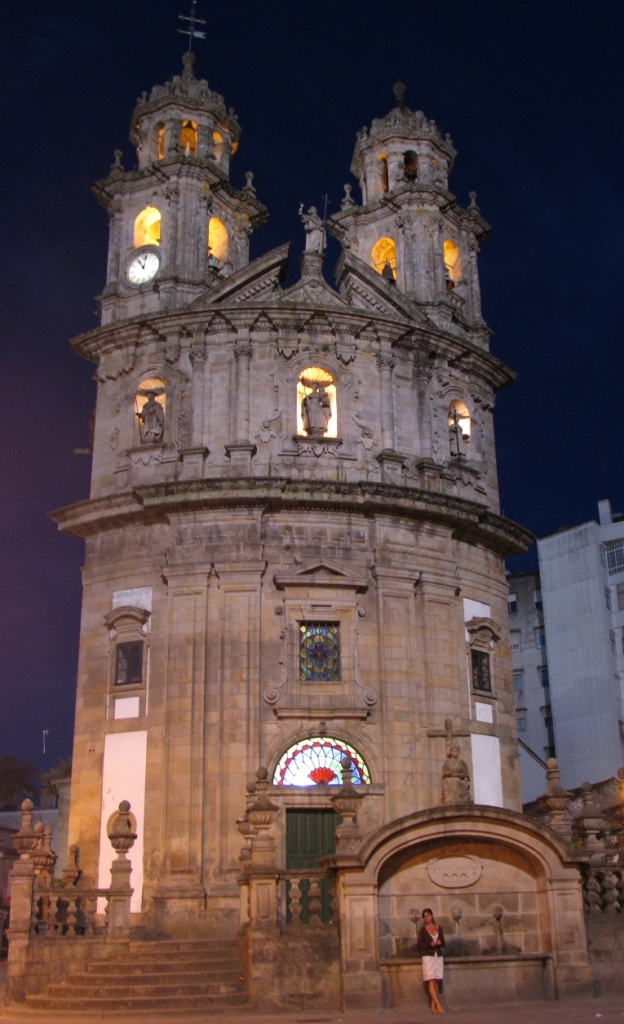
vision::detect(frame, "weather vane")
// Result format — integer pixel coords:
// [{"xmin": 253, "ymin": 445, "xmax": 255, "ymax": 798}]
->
[{"xmin": 177, "ymin": 0, "xmax": 207, "ymax": 52}]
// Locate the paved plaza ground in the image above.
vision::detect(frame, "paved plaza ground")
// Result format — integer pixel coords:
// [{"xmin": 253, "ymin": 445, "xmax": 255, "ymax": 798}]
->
[{"xmin": 1, "ymin": 965, "xmax": 623, "ymax": 1024}]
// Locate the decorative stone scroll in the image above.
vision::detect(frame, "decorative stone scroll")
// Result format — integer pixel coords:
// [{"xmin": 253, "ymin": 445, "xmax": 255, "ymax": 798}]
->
[{"xmin": 426, "ymin": 855, "xmax": 482, "ymax": 889}]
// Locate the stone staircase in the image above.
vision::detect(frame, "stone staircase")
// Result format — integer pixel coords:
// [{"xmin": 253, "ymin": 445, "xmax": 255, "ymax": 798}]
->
[{"xmin": 24, "ymin": 938, "xmax": 249, "ymax": 1014}]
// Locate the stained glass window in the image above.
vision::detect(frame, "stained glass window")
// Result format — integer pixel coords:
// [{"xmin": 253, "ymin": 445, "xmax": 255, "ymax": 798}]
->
[
  {"xmin": 299, "ymin": 622, "xmax": 340, "ymax": 681},
  {"xmin": 273, "ymin": 736, "xmax": 371, "ymax": 787}
]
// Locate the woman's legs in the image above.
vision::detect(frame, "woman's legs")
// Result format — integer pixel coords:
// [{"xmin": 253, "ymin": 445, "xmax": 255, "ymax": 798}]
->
[{"xmin": 427, "ymin": 979, "xmax": 445, "ymax": 1012}]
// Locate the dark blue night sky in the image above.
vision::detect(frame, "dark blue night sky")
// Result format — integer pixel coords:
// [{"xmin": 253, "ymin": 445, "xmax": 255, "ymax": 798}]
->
[{"xmin": 1, "ymin": 2, "xmax": 623, "ymax": 771}]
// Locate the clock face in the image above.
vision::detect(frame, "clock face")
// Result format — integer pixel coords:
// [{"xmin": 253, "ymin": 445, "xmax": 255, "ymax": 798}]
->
[{"xmin": 127, "ymin": 251, "xmax": 160, "ymax": 285}]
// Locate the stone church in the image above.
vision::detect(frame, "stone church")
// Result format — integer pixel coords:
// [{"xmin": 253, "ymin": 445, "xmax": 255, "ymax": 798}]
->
[{"xmin": 8, "ymin": 52, "xmax": 624, "ymax": 1015}]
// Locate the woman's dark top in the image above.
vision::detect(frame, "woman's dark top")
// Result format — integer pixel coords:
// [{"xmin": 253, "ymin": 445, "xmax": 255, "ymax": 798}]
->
[{"xmin": 415, "ymin": 924, "xmax": 446, "ymax": 955}]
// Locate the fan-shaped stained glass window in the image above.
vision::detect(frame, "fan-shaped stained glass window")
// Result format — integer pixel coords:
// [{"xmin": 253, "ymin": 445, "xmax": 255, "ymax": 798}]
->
[
  {"xmin": 300, "ymin": 622, "xmax": 340, "ymax": 681},
  {"xmin": 273, "ymin": 737, "xmax": 371, "ymax": 787}
]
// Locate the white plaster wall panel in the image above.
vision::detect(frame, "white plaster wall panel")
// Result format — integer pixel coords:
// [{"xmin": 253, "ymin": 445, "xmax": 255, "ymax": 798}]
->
[
  {"xmin": 98, "ymin": 730, "xmax": 147, "ymax": 912},
  {"xmin": 474, "ymin": 701, "xmax": 493, "ymax": 723},
  {"xmin": 114, "ymin": 696, "xmax": 140, "ymax": 719},
  {"xmin": 471, "ymin": 733, "xmax": 503, "ymax": 806}
]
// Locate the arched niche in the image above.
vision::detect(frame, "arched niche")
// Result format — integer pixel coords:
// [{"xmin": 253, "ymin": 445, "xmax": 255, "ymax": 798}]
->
[
  {"xmin": 134, "ymin": 376, "xmax": 166, "ymax": 445},
  {"xmin": 208, "ymin": 216, "xmax": 229, "ymax": 265},
  {"xmin": 180, "ymin": 119, "xmax": 197, "ymax": 156},
  {"xmin": 443, "ymin": 239, "xmax": 462, "ymax": 288},
  {"xmin": 133, "ymin": 206, "xmax": 161, "ymax": 248},
  {"xmin": 448, "ymin": 399, "xmax": 471, "ymax": 440},
  {"xmin": 272, "ymin": 735, "xmax": 371, "ymax": 787},
  {"xmin": 371, "ymin": 237, "xmax": 397, "ymax": 280},
  {"xmin": 403, "ymin": 150, "xmax": 418, "ymax": 182},
  {"xmin": 297, "ymin": 366, "xmax": 337, "ymax": 438},
  {"xmin": 377, "ymin": 153, "xmax": 389, "ymax": 194}
]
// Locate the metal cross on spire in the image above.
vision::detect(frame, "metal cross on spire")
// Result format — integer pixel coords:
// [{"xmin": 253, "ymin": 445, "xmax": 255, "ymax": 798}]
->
[{"xmin": 177, "ymin": 0, "xmax": 207, "ymax": 52}]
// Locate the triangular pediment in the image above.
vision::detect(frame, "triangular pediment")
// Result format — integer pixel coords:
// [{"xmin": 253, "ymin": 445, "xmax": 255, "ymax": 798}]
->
[
  {"xmin": 335, "ymin": 250, "xmax": 430, "ymax": 326},
  {"xmin": 275, "ymin": 268, "xmax": 349, "ymax": 311},
  {"xmin": 189, "ymin": 243, "xmax": 290, "ymax": 309},
  {"xmin": 274, "ymin": 559, "xmax": 368, "ymax": 592}
]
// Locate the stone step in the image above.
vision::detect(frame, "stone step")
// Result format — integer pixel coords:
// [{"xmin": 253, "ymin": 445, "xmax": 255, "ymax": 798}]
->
[
  {"xmin": 46, "ymin": 979, "xmax": 245, "ymax": 998},
  {"xmin": 87, "ymin": 954, "xmax": 240, "ymax": 974},
  {"xmin": 25, "ymin": 991, "xmax": 249, "ymax": 1012},
  {"xmin": 75, "ymin": 966, "xmax": 242, "ymax": 984},
  {"xmin": 128, "ymin": 939, "xmax": 237, "ymax": 954}
]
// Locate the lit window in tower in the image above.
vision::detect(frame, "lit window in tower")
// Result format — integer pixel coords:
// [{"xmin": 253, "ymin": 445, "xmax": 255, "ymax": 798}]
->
[
  {"xmin": 179, "ymin": 120, "xmax": 197, "ymax": 156},
  {"xmin": 157, "ymin": 125, "xmax": 165, "ymax": 160},
  {"xmin": 448, "ymin": 399, "xmax": 471, "ymax": 440},
  {"xmin": 208, "ymin": 217, "xmax": 229, "ymax": 265},
  {"xmin": 370, "ymin": 237, "xmax": 397, "ymax": 280},
  {"xmin": 297, "ymin": 367, "xmax": 337, "ymax": 438},
  {"xmin": 133, "ymin": 206, "xmax": 161, "ymax": 248},
  {"xmin": 443, "ymin": 239, "xmax": 462, "ymax": 288}
]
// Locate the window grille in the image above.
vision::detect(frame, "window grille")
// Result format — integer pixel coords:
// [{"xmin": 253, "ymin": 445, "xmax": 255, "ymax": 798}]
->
[
  {"xmin": 471, "ymin": 649, "xmax": 491, "ymax": 692},
  {"xmin": 115, "ymin": 641, "xmax": 143, "ymax": 686},
  {"xmin": 299, "ymin": 623, "xmax": 341, "ymax": 682},
  {"xmin": 603, "ymin": 538, "xmax": 624, "ymax": 576}
]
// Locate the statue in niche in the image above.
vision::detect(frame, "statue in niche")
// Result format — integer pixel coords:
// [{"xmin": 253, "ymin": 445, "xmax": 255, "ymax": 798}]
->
[
  {"xmin": 298, "ymin": 204, "xmax": 325, "ymax": 252},
  {"xmin": 137, "ymin": 391, "xmax": 165, "ymax": 444},
  {"xmin": 441, "ymin": 744, "xmax": 472, "ymax": 805},
  {"xmin": 449, "ymin": 408, "xmax": 467, "ymax": 458},
  {"xmin": 301, "ymin": 382, "xmax": 331, "ymax": 437}
]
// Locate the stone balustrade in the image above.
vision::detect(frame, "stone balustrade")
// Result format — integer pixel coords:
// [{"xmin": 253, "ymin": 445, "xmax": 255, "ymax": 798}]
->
[{"xmin": 278, "ymin": 869, "xmax": 336, "ymax": 926}]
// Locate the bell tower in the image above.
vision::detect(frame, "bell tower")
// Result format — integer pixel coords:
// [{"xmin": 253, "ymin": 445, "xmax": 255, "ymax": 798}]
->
[
  {"xmin": 93, "ymin": 51, "xmax": 268, "ymax": 324},
  {"xmin": 329, "ymin": 82, "xmax": 489, "ymax": 341}
]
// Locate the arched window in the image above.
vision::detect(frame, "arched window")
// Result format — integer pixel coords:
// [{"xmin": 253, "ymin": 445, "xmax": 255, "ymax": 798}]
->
[
  {"xmin": 273, "ymin": 736, "xmax": 371, "ymax": 786},
  {"xmin": 207, "ymin": 217, "xmax": 228, "ymax": 265},
  {"xmin": 377, "ymin": 153, "xmax": 389, "ymax": 194},
  {"xmin": 448, "ymin": 399, "xmax": 471, "ymax": 458},
  {"xmin": 297, "ymin": 367, "xmax": 337, "ymax": 438},
  {"xmin": 134, "ymin": 377, "xmax": 166, "ymax": 445},
  {"xmin": 133, "ymin": 206, "xmax": 161, "ymax": 248},
  {"xmin": 370, "ymin": 237, "xmax": 397, "ymax": 280},
  {"xmin": 212, "ymin": 130, "xmax": 223, "ymax": 162},
  {"xmin": 403, "ymin": 150, "xmax": 418, "ymax": 181},
  {"xmin": 443, "ymin": 239, "xmax": 462, "ymax": 289},
  {"xmin": 156, "ymin": 124, "xmax": 165, "ymax": 161},
  {"xmin": 179, "ymin": 120, "xmax": 197, "ymax": 156}
]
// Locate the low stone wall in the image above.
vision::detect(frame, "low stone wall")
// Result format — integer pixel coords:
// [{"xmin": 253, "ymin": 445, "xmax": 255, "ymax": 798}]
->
[
  {"xmin": 381, "ymin": 954, "xmax": 554, "ymax": 1009},
  {"xmin": 586, "ymin": 916, "xmax": 624, "ymax": 995},
  {"xmin": 243, "ymin": 925, "xmax": 340, "ymax": 1013}
]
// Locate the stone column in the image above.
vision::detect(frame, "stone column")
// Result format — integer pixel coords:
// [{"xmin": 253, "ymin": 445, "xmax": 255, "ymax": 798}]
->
[
  {"xmin": 180, "ymin": 335, "xmax": 209, "ymax": 479},
  {"xmin": 467, "ymin": 239, "xmax": 483, "ymax": 321},
  {"xmin": 375, "ymin": 351, "xmax": 404, "ymax": 482},
  {"xmin": 106, "ymin": 197, "xmax": 124, "ymax": 284},
  {"xmin": 226, "ymin": 337, "xmax": 256, "ymax": 473}
]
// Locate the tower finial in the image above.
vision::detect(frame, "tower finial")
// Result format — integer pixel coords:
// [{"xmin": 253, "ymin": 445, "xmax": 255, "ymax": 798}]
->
[
  {"xmin": 393, "ymin": 80, "xmax": 407, "ymax": 110},
  {"xmin": 177, "ymin": 0, "xmax": 207, "ymax": 53}
]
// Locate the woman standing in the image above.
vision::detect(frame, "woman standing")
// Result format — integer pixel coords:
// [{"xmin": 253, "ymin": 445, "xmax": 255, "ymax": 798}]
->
[{"xmin": 416, "ymin": 908, "xmax": 446, "ymax": 1013}]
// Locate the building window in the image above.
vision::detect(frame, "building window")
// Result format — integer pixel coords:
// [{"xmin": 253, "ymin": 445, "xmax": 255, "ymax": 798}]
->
[
  {"xmin": 273, "ymin": 736, "xmax": 370, "ymax": 786},
  {"xmin": 370, "ymin": 236, "xmax": 397, "ymax": 279},
  {"xmin": 603, "ymin": 538, "xmax": 624, "ymax": 576},
  {"xmin": 471, "ymin": 649, "xmax": 491, "ymax": 692},
  {"xmin": 403, "ymin": 150, "xmax": 418, "ymax": 181},
  {"xmin": 513, "ymin": 672, "xmax": 524, "ymax": 690},
  {"xmin": 115, "ymin": 641, "xmax": 143, "ymax": 686},
  {"xmin": 208, "ymin": 216, "xmax": 228, "ymax": 265},
  {"xmin": 133, "ymin": 205, "xmax": 161, "ymax": 248},
  {"xmin": 516, "ymin": 716, "xmax": 527, "ymax": 732},
  {"xmin": 299, "ymin": 623, "xmax": 341, "ymax": 682},
  {"xmin": 617, "ymin": 583, "xmax": 624, "ymax": 611},
  {"xmin": 511, "ymin": 632, "xmax": 520, "ymax": 651},
  {"xmin": 535, "ymin": 631, "xmax": 546, "ymax": 648},
  {"xmin": 297, "ymin": 367, "xmax": 337, "ymax": 438},
  {"xmin": 606, "ymin": 587, "xmax": 613, "ymax": 611},
  {"xmin": 179, "ymin": 119, "xmax": 197, "ymax": 156},
  {"xmin": 539, "ymin": 665, "xmax": 549, "ymax": 686},
  {"xmin": 443, "ymin": 239, "xmax": 462, "ymax": 289},
  {"xmin": 534, "ymin": 590, "xmax": 543, "ymax": 611},
  {"xmin": 508, "ymin": 594, "xmax": 518, "ymax": 614},
  {"xmin": 610, "ymin": 630, "xmax": 617, "ymax": 655}
]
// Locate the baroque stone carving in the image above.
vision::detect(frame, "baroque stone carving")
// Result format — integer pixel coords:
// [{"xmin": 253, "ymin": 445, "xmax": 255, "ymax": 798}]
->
[
  {"xmin": 441, "ymin": 744, "xmax": 472, "ymax": 805},
  {"xmin": 427, "ymin": 855, "xmax": 482, "ymax": 888}
]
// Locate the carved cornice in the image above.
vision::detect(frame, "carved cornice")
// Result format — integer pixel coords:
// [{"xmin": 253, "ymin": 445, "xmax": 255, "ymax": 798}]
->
[{"xmin": 49, "ymin": 477, "xmax": 533, "ymax": 557}]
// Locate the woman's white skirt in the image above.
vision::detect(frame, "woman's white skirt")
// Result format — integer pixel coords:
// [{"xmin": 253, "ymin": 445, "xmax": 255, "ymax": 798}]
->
[{"xmin": 422, "ymin": 954, "xmax": 444, "ymax": 981}]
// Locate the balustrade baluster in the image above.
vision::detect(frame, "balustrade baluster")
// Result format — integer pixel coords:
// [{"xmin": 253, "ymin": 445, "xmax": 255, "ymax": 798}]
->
[
  {"xmin": 308, "ymin": 879, "xmax": 322, "ymax": 923},
  {"xmin": 289, "ymin": 878, "xmax": 302, "ymax": 924},
  {"xmin": 30, "ymin": 892, "xmax": 39, "ymax": 935},
  {"xmin": 615, "ymin": 869, "xmax": 624, "ymax": 913},
  {"xmin": 65, "ymin": 893, "xmax": 78, "ymax": 936},
  {"xmin": 586, "ymin": 871, "xmax": 602, "ymax": 913},
  {"xmin": 328, "ymin": 880, "xmax": 337, "ymax": 924},
  {"xmin": 602, "ymin": 870, "xmax": 618, "ymax": 913}
]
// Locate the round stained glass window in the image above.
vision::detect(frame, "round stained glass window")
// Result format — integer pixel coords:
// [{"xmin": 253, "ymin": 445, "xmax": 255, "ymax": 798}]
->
[{"xmin": 273, "ymin": 736, "xmax": 371, "ymax": 787}]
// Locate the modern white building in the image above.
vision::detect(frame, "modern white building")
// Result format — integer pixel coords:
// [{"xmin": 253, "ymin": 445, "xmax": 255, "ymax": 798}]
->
[
  {"xmin": 537, "ymin": 499, "xmax": 624, "ymax": 790},
  {"xmin": 506, "ymin": 569, "xmax": 554, "ymax": 802}
]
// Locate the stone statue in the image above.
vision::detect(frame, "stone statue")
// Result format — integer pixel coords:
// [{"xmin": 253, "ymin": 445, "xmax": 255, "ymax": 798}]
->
[
  {"xmin": 441, "ymin": 744, "xmax": 472, "ymax": 805},
  {"xmin": 449, "ymin": 409, "xmax": 467, "ymax": 458},
  {"xmin": 298, "ymin": 204, "xmax": 325, "ymax": 253},
  {"xmin": 301, "ymin": 383, "xmax": 331, "ymax": 437},
  {"xmin": 138, "ymin": 391, "xmax": 165, "ymax": 444}
]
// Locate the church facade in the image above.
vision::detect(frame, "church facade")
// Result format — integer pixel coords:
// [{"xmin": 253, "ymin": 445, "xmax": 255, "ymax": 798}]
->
[{"xmin": 10, "ymin": 54, "xmax": 611, "ymax": 1011}]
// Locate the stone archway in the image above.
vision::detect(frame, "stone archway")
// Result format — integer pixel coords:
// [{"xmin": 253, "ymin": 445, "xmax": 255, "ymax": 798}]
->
[{"xmin": 329, "ymin": 807, "xmax": 593, "ymax": 1010}]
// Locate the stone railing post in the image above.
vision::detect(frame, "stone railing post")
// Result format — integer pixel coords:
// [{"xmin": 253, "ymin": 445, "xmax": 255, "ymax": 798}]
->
[
  {"xmin": 574, "ymin": 782, "xmax": 607, "ymax": 867},
  {"xmin": 538, "ymin": 757, "xmax": 573, "ymax": 839},
  {"xmin": 106, "ymin": 800, "xmax": 136, "ymax": 939},
  {"xmin": 241, "ymin": 768, "xmax": 279, "ymax": 933},
  {"xmin": 6, "ymin": 800, "xmax": 40, "ymax": 1003},
  {"xmin": 330, "ymin": 757, "xmax": 365, "ymax": 854}
]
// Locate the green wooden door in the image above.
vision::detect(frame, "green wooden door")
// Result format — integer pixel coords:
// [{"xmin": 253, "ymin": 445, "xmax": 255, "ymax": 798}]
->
[{"xmin": 285, "ymin": 809, "xmax": 338, "ymax": 923}]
